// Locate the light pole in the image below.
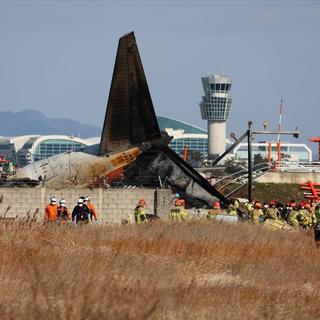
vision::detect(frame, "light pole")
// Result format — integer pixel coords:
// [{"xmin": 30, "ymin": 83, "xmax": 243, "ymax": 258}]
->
[
  {"xmin": 247, "ymin": 124, "xmax": 299, "ymax": 202},
  {"xmin": 247, "ymin": 121, "xmax": 253, "ymax": 202}
]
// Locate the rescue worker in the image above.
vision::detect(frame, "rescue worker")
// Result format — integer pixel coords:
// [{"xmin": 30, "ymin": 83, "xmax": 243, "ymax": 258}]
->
[
  {"xmin": 251, "ymin": 202, "xmax": 263, "ymax": 224},
  {"xmin": 266, "ymin": 201, "xmax": 279, "ymax": 220},
  {"xmin": 283, "ymin": 202, "xmax": 292, "ymax": 222},
  {"xmin": 72, "ymin": 198, "xmax": 90, "ymax": 224},
  {"xmin": 284, "ymin": 203, "xmax": 292, "ymax": 223},
  {"xmin": 315, "ymin": 202, "xmax": 320, "ymax": 223},
  {"xmin": 305, "ymin": 203, "xmax": 317, "ymax": 226},
  {"xmin": 86, "ymin": 196, "xmax": 98, "ymax": 222},
  {"xmin": 178, "ymin": 199, "xmax": 188, "ymax": 221},
  {"xmin": 229, "ymin": 198, "xmax": 240, "ymax": 216},
  {"xmin": 276, "ymin": 202, "xmax": 285, "ymax": 220},
  {"xmin": 246, "ymin": 199, "xmax": 255, "ymax": 217},
  {"xmin": 207, "ymin": 201, "xmax": 221, "ymax": 220},
  {"xmin": 79, "ymin": 196, "xmax": 92, "ymax": 222},
  {"xmin": 170, "ymin": 199, "xmax": 183, "ymax": 222},
  {"xmin": 299, "ymin": 202, "xmax": 311, "ymax": 228},
  {"xmin": 57, "ymin": 199, "xmax": 71, "ymax": 222},
  {"xmin": 289, "ymin": 202, "xmax": 301, "ymax": 229},
  {"xmin": 134, "ymin": 199, "xmax": 148, "ymax": 224},
  {"xmin": 314, "ymin": 220, "xmax": 320, "ymax": 248},
  {"xmin": 310, "ymin": 199, "xmax": 317, "ymax": 216},
  {"xmin": 44, "ymin": 196, "xmax": 58, "ymax": 222},
  {"xmin": 262, "ymin": 202, "xmax": 269, "ymax": 218}
]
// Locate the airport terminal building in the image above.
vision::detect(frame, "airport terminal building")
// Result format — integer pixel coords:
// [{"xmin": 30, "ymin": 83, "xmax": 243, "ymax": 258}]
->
[
  {"xmin": 0, "ymin": 116, "xmax": 313, "ymax": 167},
  {"xmin": 0, "ymin": 135, "xmax": 90, "ymax": 167},
  {"xmin": 157, "ymin": 116, "xmax": 208, "ymax": 156},
  {"xmin": 0, "ymin": 117, "xmax": 210, "ymax": 167},
  {"xmin": 233, "ymin": 142, "xmax": 312, "ymax": 163}
]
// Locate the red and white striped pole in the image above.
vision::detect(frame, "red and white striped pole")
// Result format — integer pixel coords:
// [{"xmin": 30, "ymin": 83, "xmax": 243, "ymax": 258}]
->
[
  {"xmin": 277, "ymin": 95, "xmax": 284, "ymax": 142},
  {"xmin": 276, "ymin": 95, "xmax": 284, "ymax": 164}
]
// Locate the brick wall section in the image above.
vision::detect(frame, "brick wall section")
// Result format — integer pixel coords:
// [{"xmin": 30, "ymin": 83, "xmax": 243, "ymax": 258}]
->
[{"xmin": 0, "ymin": 188, "xmax": 173, "ymax": 224}]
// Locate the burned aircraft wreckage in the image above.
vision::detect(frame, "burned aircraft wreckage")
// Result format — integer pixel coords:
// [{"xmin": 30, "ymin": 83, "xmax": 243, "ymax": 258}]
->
[{"xmin": 10, "ymin": 32, "xmax": 233, "ymax": 208}]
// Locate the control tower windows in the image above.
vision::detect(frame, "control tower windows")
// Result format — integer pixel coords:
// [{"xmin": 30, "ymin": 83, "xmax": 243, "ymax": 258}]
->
[{"xmin": 209, "ymin": 83, "xmax": 231, "ymax": 92}]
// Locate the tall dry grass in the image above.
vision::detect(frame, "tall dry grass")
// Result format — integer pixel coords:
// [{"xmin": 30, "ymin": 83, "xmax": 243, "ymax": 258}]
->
[{"xmin": 0, "ymin": 220, "xmax": 320, "ymax": 319}]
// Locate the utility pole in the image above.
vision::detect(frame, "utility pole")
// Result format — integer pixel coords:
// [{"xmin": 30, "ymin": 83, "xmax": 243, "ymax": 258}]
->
[
  {"xmin": 247, "ymin": 121, "xmax": 253, "ymax": 202},
  {"xmin": 205, "ymin": 120, "xmax": 299, "ymax": 204},
  {"xmin": 247, "ymin": 125, "xmax": 299, "ymax": 202}
]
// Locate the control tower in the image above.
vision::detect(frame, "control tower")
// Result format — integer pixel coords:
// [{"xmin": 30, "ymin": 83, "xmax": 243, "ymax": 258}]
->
[{"xmin": 199, "ymin": 75, "xmax": 232, "ymax": 159}]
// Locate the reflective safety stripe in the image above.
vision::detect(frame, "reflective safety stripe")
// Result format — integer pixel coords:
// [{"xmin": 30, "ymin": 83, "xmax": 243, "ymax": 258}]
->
[
  {"xmin": 170, "ymin": 208, "xmax": 182, "ymax": 221},
  {"xmin": 169, "ymin": 207, "xmax": 188, "ymax": 221},
  {"xmin": 134, "ymin": 207, "xmax": 147, "ymax": 224}
]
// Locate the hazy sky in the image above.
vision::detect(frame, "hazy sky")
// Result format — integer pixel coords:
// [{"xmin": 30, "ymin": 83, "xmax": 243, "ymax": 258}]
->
[{"xmin": 1, "ymin": 1, "xmax": 319, "ymax": 152}]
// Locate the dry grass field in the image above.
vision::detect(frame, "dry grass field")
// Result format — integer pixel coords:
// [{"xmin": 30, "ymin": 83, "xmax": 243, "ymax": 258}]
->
[{"xmin": 1, "ymin": 220, "xmax": 320, "ymax": 320}]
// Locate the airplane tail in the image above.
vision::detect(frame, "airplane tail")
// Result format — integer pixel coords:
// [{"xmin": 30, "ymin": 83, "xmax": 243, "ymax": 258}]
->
[
  {"xmin": 99, "ymin": 32, "xmax": 161, "ymax": 156},
  {"xmin": 99, "ymin": 32, "xmax": 242, "ymax": 212}
]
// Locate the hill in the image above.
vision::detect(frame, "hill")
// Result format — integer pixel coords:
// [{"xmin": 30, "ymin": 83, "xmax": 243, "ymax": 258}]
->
[{"xmin": 0, "ymin": 110, "xmax": 101, "ymax": 138}]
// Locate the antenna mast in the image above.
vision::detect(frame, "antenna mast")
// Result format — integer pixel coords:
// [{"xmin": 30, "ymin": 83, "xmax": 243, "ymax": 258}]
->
[
  {"xmin": 277, "ymin": 94, "xmax": 284, "ymax": 142},
  {"xmin": 275, "ymin": 95, "xmax": 284, "ymax": 166}
]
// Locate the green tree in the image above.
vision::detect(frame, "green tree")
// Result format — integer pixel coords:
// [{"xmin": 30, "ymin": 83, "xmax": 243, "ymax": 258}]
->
[
  {"xmin": 187, "ymin": 150, "xmax": 202, "ymax": 162},
  {"xmin": 224, "ymin": 158, "xmax": 246, "ymax": 174},
  {"xmin": 253, "ymin": 153, "xmax": 268, "ymax": 165}
]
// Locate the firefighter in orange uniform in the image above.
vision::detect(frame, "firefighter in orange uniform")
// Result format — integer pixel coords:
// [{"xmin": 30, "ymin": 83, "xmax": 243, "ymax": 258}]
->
[
  {"xmin": 86, "ymin": 196, "xmax": 98, "ymax": 222},
  {"xmin": 44, "ymin": 197, "xmax": 58, "ymax": 222}
]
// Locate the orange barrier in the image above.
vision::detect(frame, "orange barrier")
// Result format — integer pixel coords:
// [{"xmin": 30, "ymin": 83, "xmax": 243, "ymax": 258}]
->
[{"xmin": 300, "ymin": 180, "xmax": 320, "ymax": 200}]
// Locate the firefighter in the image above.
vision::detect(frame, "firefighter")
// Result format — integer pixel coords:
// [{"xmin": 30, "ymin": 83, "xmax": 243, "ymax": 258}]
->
[
  {"xmin": 251, "ymin": 202, "xmax": 263, "ymax": 224},
  {"xmin": 276, "ymin": 202, "xmax": 285, "ymax": 220},
  {"xmin": 72, "ymin": 198, "xmax": 90, "ymax": 224},
  {"xmin": 305, "ymin": 203, "xmax": 317, "ymax": 226},
  {"xmin": 134, "ymin": 199, "xmax": 148, "ymax": 224},
  {"xmin": 314, "ymin": 220, "xmax": 320, "ymax": 248},
  {"xmin": 179, "ymin": 199, "xmax": 188, "ymax": 221},
  {"xmin": 44, "ymin": 196, "xmax": 58, "ymax": 222},
  {"xmin": 289, "ymin": 203, "xmax": 301, "ymax": 229},
  {"xmin": 207, "ymin": 201, "xmax": 221, "ymax": 220},
  {"xmin": 283, "ymin": 202, "xmax": 292, "ymax": 222},
  {"xmin": 266, "ymin": 201, "xmax": 279, "ymax": 220},
  {"xmin": 310, "ymin": 199, "xmax": 317, "ymax": 216},
  {"xmin": 284, "ymin": 203, "xmax": 292, "ymax": 223},
  {"xmin": 246, "ymin": 199, "xmax": 255, "ymax": 216},
  {"xmin": 262, "ymin": 202, "xmax": 269, "ymax": 218},
  {"xmin": 170, "ymin": 199, "xmax": 183, "ymax": 222},
  {"xmin": 229, "ymin": 198, "xmax": 240, "ymax": 216},
  {"xmin": 299, "ymin": 202, "xmax": 311, "ymax": 228},
  {"xmin": 86, "ymin": 196, "xmax": 98, "ymax": 222},
  {"xmin": 315, "ymin": 202, "xmax": 320, "ymax": 223},
  {"xmin": 79, "ymin": 196, "xmax": 92, "ymax": 222},
  {"xmin": 57, "ymin": 199, "xmax": 71, "ymax": 222}
]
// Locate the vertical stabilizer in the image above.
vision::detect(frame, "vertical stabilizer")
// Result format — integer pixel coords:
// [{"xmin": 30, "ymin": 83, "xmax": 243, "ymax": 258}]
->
[{"xmin": 99, "ymin": 32, "xmax": 160, "ymax": 155}]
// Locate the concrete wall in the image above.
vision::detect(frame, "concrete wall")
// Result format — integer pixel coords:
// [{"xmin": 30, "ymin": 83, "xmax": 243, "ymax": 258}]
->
[
  {"xmin": 0, "ymin": 188, "xmax": 173, "ymax": 224},
  {"xmin": 256, "ymin": 172, "xmax": 320, "ymax": 184}
]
